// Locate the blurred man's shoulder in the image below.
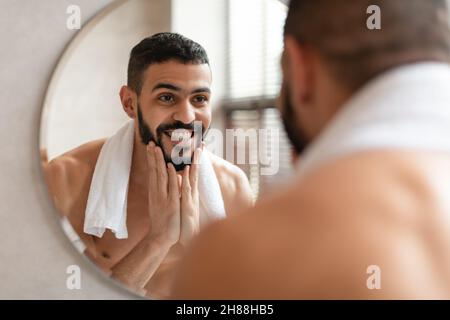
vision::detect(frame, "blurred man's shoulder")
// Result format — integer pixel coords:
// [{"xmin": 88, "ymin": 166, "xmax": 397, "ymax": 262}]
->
[
  {"xmin": 231, "ymin": 149, "xmax": 450, "ymax": 257},
  {"xmin": 175, "ymin": 150, "xmax": 450, "ymax": 298}
]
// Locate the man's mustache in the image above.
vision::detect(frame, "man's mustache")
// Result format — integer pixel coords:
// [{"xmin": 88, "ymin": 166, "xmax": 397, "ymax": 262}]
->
[
  {"xmin": 156, "ymin": 121, "xmax": 206, "ymax": 142},
  {"xmin": 157, "ymin": 121, "xmax": 198, "ymax": 133}
]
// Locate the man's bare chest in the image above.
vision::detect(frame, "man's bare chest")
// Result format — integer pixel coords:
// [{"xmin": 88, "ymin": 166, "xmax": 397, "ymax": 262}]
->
[{"xmin": 88, "ymin": 188, "xmax": 150, "ymax": 268}]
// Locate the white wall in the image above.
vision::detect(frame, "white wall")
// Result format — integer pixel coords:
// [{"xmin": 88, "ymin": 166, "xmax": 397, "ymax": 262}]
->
[{"xmin": 0, "ymin": 0, "xmax": 136, "ymax": 299}]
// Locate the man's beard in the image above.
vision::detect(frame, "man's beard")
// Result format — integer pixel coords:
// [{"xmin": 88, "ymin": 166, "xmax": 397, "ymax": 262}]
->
[
  {"xmin": 137, "ymin": 103, "xmax": 205, "ymax": 171},
  {"xmin": 279, "ymin": 82, "xmax": 310, "ymax": 155}
]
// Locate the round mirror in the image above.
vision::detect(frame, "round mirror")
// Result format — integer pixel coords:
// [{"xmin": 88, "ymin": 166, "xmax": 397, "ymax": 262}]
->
[{"xmin": 40, "ymin": 0, "xmax": 289, "ymax": 299}]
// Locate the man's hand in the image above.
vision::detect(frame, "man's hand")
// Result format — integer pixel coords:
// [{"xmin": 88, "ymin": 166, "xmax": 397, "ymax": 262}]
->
[
  {"xmin": 146, "ymin": 141, "xmax": 180, "ymax": 247},
  {"xmin": 108, "ymin": 143, "xmax": 204, "ymax": 293},
  {"xmin": 179, "ymin": 146, "xmax": 202, "ymax": 246},
  {"xmin": 146, "ymin": 141, "xmax": 203, "ymax": 248}
]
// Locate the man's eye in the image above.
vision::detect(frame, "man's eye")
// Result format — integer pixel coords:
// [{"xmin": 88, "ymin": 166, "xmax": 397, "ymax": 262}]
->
[
  {"xmin": 158, "ymin": 94, "xmax": 175, "ymax": 103},
  {"xmin": 193, "ymin": 95, "xmax": 208, "ymax": 103}
]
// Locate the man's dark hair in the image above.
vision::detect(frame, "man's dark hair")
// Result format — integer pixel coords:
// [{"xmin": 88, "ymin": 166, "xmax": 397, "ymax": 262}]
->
[
  {"xmin": 284, "ymin": 0, "xmax": 450, "ymax": 90},
  {"xmin": 127, "ymin": 32, "xmax": 209, "ymax": 94}
]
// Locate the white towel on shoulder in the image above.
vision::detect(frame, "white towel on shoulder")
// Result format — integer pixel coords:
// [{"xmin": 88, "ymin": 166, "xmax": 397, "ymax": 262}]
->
[
  {"xmin": 83, "ymin": 120, "xmax": 226, "ymax": 239},
  {"xmin": 297, "ymin": 62, "xmax": 450, "ymax": 176}
]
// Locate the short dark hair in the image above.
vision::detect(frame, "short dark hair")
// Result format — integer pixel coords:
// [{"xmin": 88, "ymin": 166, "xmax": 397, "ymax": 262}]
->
[
  {"xmin": 284, "ymin": 0, "xmax": 450, "ymax": 90},
  {"xmin": 127, "ymin": 32, "xmax": 209, "ymax": 94}
]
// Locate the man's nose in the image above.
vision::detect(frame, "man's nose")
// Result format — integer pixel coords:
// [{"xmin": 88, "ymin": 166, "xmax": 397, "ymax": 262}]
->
[{"xmin": 173, "ymin": 100, "xmax": 196, "ymax": 124}]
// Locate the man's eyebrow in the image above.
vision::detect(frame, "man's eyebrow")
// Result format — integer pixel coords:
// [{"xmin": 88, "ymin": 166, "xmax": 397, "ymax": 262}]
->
[
  {"xmin": 151, "ymin": 83, "xmax": 210, "ymax": 94},
  {"xmin": 152, "ymin": 83, "xmax": 182, "ymax": 92},
  {"xmin": 191, "ymin": 87, "xmax": 211, "ymax": 94}
]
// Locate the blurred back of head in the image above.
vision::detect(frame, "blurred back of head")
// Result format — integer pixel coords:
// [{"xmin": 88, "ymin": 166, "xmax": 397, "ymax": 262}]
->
[{"xmin": 284, "ymin": 0, "xmax": 450, "ymax": 91}]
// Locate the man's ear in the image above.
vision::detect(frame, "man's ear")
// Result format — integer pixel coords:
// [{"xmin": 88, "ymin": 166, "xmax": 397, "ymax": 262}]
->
[
  {"xmin": 283, "ymin": 36, "xmax": 314, "ymax": 108},
  {"xmin": 119, "ymin": 85, "xmax": 137, "ymax": 119}
]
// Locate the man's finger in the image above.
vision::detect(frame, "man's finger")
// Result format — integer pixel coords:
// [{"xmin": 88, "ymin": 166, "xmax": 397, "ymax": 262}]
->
[
  {"xmin": 190, "ymin": 148, "xmax": 201, "ymax": 190},
  {"xmin": 146, "ymin": 141, "xmax": 158, "ymax": 193},
  {"xmin": 155, "ymin": 146, "xmax": 168, "ymax": 198},
  {"xmin": 167, "ymin": 163, "xmax": 179, "ymax": 201},
  {"xmin": 181, "ymin": 165, "xmax": 191, "ymax": 200}
]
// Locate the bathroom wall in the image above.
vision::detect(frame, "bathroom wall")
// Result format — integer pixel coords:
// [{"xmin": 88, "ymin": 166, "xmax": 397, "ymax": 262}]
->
[{"xmin": 0, "ymin": 0, "xmax": 135, "ymax": 299}]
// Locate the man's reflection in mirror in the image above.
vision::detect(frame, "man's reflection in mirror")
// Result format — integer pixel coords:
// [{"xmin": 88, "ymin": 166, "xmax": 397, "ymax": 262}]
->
[{"xmin": 45, "ymin": 33, "xmax": 254, "ymax": 298}]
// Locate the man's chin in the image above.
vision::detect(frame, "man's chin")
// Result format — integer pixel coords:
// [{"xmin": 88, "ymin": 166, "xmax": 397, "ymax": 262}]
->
[{"xmin": 159, "ymin": 141, "xmax": 195, "ymax": 171}]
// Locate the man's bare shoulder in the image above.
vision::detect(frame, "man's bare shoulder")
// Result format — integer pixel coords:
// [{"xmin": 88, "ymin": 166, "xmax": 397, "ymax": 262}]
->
[
  {"xmin": 208, "ymin": 152, "xmax": 249, "ymax": 186},
  {"xmin": 45, "ymin": 139, "xmax": 106, "ymax": 215},
  {"xmin": 208, "ymin": 151, "xmax": 254, "ymax": 213},
  {"xmin": 48, "ymin": 138, "xmax": 106, "ymax": 173},
  {"xmin": 174, "ymin": 150, "xmax": 450, "ymax": 299},
  {"xmin": 49, "ymin": 139, "xmax": 106, "ymax": 167}
]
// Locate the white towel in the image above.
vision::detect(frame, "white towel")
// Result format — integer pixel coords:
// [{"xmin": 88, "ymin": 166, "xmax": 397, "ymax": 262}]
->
[
  {"xmin": 84, "ymin": 120, "xmax": 226, "ymax": 239},
  {"xmin": 297, "ymin": 62, "xmax": 450, "ymax": 177}
]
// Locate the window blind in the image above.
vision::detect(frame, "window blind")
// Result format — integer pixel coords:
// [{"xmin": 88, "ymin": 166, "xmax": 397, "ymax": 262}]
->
[
  {"xmin": 225, "ymin": 0, "xmax": 292, "ymax": 198},
  {"xmin": 227, "ymin": 0, "xmax": 287, "ymax": 99}
]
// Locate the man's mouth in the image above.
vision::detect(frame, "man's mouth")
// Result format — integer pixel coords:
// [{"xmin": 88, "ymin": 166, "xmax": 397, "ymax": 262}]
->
[{"xmin": 164, "ymin": 129, "xmax": 194, "ymax": 142}]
